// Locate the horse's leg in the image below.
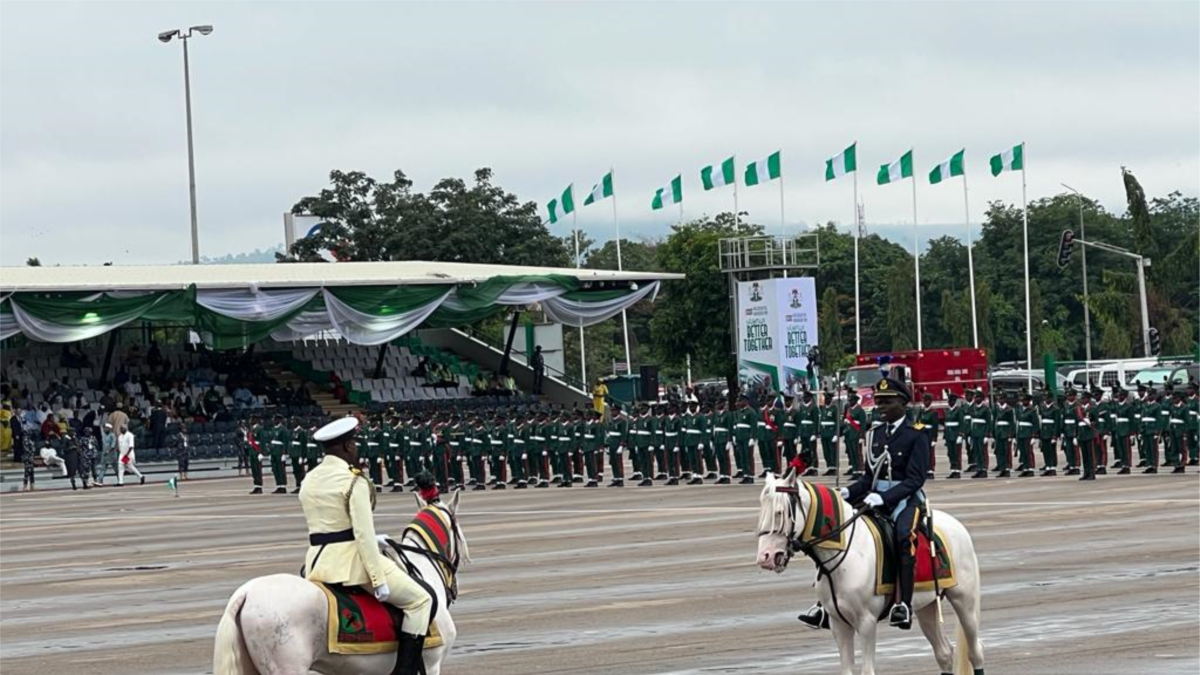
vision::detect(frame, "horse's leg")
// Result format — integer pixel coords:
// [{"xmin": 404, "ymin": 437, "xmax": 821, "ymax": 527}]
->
[
  {"xmin": 856, "ymin": 614, "xmax": 878, "ymax": 675},
  {"xmin": 423, "ymin": 612, "xmax": 457, "ymax": 675},
  {"xmin": 917, "ymin": 603, "xmax": 955, "ymax": 674},
  {"xmin": 946, "ymin": 585, "xmax": 984, "ymax": 673},
  {"xmin": 829, "ymin": 616, "xmax": 856, "ymax": 675}
]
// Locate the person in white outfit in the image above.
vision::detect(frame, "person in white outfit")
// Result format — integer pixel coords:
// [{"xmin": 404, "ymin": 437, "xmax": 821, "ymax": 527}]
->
[
  {"xmin": 117, "ymin": 426, "xmax": 145, "ymax": 486},
  {"xmin": 39, "ymin": 446, "xmax": 68, "ymax": 475}
]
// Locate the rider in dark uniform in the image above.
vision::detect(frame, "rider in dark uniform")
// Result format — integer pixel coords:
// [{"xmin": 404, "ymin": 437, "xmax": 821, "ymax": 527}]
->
[{"xmin": 796, "ymin": 373, "xmax": 930, "ymax": 632}]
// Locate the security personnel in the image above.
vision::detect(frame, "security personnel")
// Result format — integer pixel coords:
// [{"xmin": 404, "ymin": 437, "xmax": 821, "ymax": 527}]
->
[
  {"xmin": 1062, "ymin": 389, "xmax": 1081, "ymax": 475},
  {"xmin": 1015, "ymin": 392, "xmax": 1037, "ymax": 477},
  {"xmin": 290, "ymin": 418, "xmax": 309, "ymax": 493},
  {"xmin": 916, "ymin": 393, "xmax": 939, "ymax": 478},
  {"xmin": 842, "ymin": 374, "xmax": 930, "ymax": 630},
  {"xmin": 818, "ymin": 389, "xmax": 840, "ymax": 476},
  {"xmin": 1037, "ymin": 390, "xmax": 1060, "ymax": 476},
  {"xmin": 942, "ymin": 392, "xmax": 965, "ymax": 478},
  {"xmin": 1138, "ymin": 388, "xmax": 1161, "ymax": 474},
  {"xmin": 299, "ymin": 417, "xmax": 432, "ymax": 674},
  {"xmin": 968, "ymin": 389, "xmax": 992, "ymax": 479}
]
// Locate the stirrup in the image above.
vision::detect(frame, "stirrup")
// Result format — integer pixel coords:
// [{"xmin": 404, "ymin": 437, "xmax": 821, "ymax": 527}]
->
[
  {"xmin": 889, "ymin": 602, "xmax": 912, "ymax": 629},
  {"xmin": 797, "ymin": 604, "xmax": 830, "ymax": 630}
]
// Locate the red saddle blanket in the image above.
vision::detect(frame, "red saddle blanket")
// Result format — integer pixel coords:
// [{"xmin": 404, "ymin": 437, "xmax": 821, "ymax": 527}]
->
[{"xmin": 313, "ymin": 582, "xmax": 443, "ymax": 655}]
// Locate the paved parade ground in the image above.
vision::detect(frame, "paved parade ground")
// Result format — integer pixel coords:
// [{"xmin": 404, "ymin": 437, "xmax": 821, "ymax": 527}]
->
[{"xmin": 1, "ymin": 474, "xmax": 1198, "ymax": 675}]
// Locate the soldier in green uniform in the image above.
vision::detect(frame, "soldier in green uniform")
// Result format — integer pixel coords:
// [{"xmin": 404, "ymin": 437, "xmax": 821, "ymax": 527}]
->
[
  {"xmin": 580, "ymin": 409, "xmax": 603, "ymax": 487},
  {"xmin": 243, "ymin": 417, "xmax": 264, "ymax": 494},
  {"xmin": 1138, "ymin": 387, "xmax": 1161, "ymax": 474},
  {"xmin": 818, "ymin": 388, "xmax": 840, "ymax": 476},
  {"xmin": 916, "ymin": 393, "xmax": 939, "ymax": 478},
  {"xmin": 379, "ymin": 413, "xmax": 398, "ymax": 492},
  {"xmin": 633, "ymin": 404, "xmax": 655, "ymax": 486},
  {"xmin": 487, "ymin": 413, "xmax": 508, "ymax": 490},
  {"xmin": 942, "ymin": 392, "xmax": 965, "ymax": 478},
  {"xmin": 505, "ymin": 411, "xmax": 528, "ymax": 489},
  {"xmin": 1187, "ymin": 382, "xmax": 1199, "ymax": 466},
  {"xmin": 1061, "ymin": 389, "xmax": 1081, "ymax": 475},
  {"xmin": 842, "ymin": 391, "xmax": 867, "ymax": 479},
  {"xmin": 530, "ymin": 411, "xmax": 551, "ymax": 488},
  {"xmin": 1015, "ymin": 392, "xmax": 1037, "ymax": 477},
  {"xmin": 466, "ymin": 415, "xmax": 487, "ymax": 490},
  {"xmin": 1076, "ymin": 390, "xmax": 1099, "ymax": 480},
  {"xmin": 776, "ymin": 396, "xmax": 797, "ymax": 467},
  {"xmin": 660, "ymin": 405, "xmax": 682, "ymax": 485},
  {"xmin": 968, "ymin": 389, "xmax": 992, "ymax": 479},
  {"xmin": 605, "ymin": 403, "xmax": 628, "ymax": 487},
  {"xmin": 1093, "ymin": 387, "xmax": 1111, "ymax": 474},
  {"xmin": 547, "ymin": 411, "xmax": 568, "ymax": 488},
  {"xmin": 364, "ymin": 417, "xmax": 386, "ymax": 491},
  {"xmin": 794, "ymin": 390, "xmax": 819, "ymax": 475},
  {"xmin": 263, "ymin": 413, "xmax": 289, "ymax": 494},
  {"xmin": 1112, "ymin": 387, "xmax": 1134, "ymax": 474},
  {"xmin": 710, "ymin": 400, "xmax": 733, "ymax": 484},
  {"xmin": 992, "ymin": 393, "xmax": 1015, "ymax": 478},
  {"xmin": 1167, "ymin": 389, "xmax": 1190, "ymax": 473},
  {"xmin": 289, "ymin": 417, "xmax": 308, "ymax": 493},
  {"xmin": 733, "ymin": 397, "xmax": 757, "ymax": 484},
  {"xmin": 756, "ymin": 398, "xmax": 779, "ymax": 476},
  {"xmin": 446, "ymin": 414, "xmax": 467, "ymax": 490},
  {"xmin": 1037, "ymin": 390, "xmax": 1060, "ymax": 476}
]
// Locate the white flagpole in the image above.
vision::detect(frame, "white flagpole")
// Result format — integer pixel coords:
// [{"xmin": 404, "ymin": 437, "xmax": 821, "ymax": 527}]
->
[
  {"xmin": 911, "ymin": 150, "xmax": 923, "ymax": 351},
  {"xmin": 962, "ymin": 165, "xmax": 980, "ymax": 348},
  {"xmin": 732, "ymin": 155, "xmax": 739, "ymax": 229},
  {"xmin": 1020, "ymin": 142, "xmax": 1033, "ymax": 391},
  {"xmin": 853, "ymin": 166, "xmax": 861, "ymax": 354},
  {"xmin": 572, "ymin": 189, "xmax": 586, "ymax": 386},
  {"xmin": 612, "ymin": 168, "xmax": 632, "ymax": 377},
  {"xmin": 778, "ymin": 153, "xmax": 786, "ymax": 236}
]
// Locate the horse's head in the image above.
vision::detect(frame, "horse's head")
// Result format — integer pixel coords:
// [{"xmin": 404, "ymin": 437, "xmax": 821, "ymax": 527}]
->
[{"xmin": 756, "ymin": 469, "xmax": 809, "ymax": 573}]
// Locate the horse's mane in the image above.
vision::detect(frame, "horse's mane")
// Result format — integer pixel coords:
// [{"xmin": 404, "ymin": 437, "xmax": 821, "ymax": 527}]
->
[{"xmin": 758, "ymin": 475, "xmax": 798, "ymax": 539}]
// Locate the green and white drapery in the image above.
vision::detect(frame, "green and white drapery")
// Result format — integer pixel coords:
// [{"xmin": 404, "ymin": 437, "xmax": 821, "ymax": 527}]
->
[{"xmin": 0, "ymin": 276, "xmax": 661, "ymax": 347}]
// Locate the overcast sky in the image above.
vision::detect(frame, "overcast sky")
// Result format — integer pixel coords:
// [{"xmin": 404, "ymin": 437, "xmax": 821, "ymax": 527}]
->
[{"xmin": 2, "ymin": 1, "xmax": 1197, "ymax": 267}]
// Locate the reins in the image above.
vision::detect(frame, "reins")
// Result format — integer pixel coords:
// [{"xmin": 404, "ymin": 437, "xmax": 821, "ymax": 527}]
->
[{"xmin": 390, "ymin": 502, "xmax": 462, "ymax": 604}]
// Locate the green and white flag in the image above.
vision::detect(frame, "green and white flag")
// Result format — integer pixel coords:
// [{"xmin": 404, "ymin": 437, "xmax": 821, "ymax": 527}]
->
[
  {"xmin": 167, "ymin": 475, "xmax": 179, "ymax": 496},
  {"xmin": 825, "ymin": 143, "xmax": 857, "ymax": 181},
  {"xmin": 701, "ymin": 156, "xmax": 736, "ymax": 190},
  {"xmin": 651, "ymin": 175, "xmax": 683, "ymax": 210},
  {"xmin": 583, "ymin": 171, "xmax": 613, "ymax": 205},
  {"xmin": 990, "ymin": 143, "xmax": 1024, "ymax": 176},
  {"xmin": 546, "ymin": 184, "xmax": 575, "ymax": 224},
  {"xmin": 877, "ymin": 150, "xmax": 914, "ymax": 185},
  {"xmin": 744, "ymin": 151, "xmax": 781, "ymax": 186},
  {"xmin": 929, "ymin": 149, "xmax": 965, "ymax": 184}
]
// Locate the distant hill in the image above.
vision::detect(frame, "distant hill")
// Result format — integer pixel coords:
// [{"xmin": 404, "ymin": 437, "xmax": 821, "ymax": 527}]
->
[{"xmin": 193, "ymin": 245, "xmax": 284, "ymax": 265}]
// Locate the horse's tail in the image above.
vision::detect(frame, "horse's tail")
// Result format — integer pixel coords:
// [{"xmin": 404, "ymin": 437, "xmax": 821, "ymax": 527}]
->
[
  {"xmin": 954, "ymin": 552, "xmax": 982, "ymax": 675},
  {"xmin": 213, "ymin": 583, "xmax": 258, "ymax": 675}
]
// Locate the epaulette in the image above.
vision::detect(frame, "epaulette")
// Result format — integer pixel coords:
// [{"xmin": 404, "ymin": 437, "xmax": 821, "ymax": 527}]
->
[{"xmin": 913, "ymin": 422, "xmax": 926, "ymax": 430}]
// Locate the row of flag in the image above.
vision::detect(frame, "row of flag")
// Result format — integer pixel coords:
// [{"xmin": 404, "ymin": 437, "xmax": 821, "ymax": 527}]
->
[{"xmin": 546, "ymin": 143, "xmax": 1026, "ymax": 224}]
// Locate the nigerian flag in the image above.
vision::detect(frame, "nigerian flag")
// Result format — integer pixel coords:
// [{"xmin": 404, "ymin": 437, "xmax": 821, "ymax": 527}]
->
[
  {"xmin": 877, "ymin": 150, "xmax": 914, "ymax": 185},
  {"xmin": 825, "ymin": 143, "xmax": 857, "ymax": 181},
  {"xmin": 744, "ymin": 151, "xmax": 781, "ymax": 186},
  {"xmin": 651, "ymin": 175, "xmax": 683, "ymax": 210},
  {"xmin": 929, "ymin": 149, "xmax": 965, "ymax": 184},
  {"xmin": 546, "ymin": 184, "xmax": 575, "ymax": 224},
  {"xmin": 583, "ymin": 171, "xmax": 613, "ymax": 205},
  {"xmin": 701, "ymin": 156, "xmax": 736, "ymax": 190},
  {"xmin": 990, "ymin": 143, "xmax": 1024, "ymax": 176}
]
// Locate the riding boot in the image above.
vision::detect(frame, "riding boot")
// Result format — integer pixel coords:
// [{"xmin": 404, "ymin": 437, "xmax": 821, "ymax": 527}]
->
[
  {"xmin": 797, "ymin": 602, "xmax": 831, "ymax": 630},
  {"xmin": 393, "ymin": 631, "xmax": 426, "ymax": 675},
  {"xmin": 890, "ymin": 554, "xmax": 914, "ymax": 630}
]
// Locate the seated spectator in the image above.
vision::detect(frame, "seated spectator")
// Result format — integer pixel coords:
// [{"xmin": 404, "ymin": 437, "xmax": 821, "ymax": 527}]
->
[
  {"xmin": 295, "ymin": 383, "xmax": 314, "ymax": 405},
  {"xmin": 203, "ymin": 386, "xmax": 223, "ymax": 416},
  {"xmin": 99, "ymin": 388, "xmax": 117, "ymax": 413},
  {"xmin": 413, "ymin": 357, "xmax": 429, "ymax": 378},
  {"xmin": 40, "ymin": 414, "xmax": 61, "ymax": 440},
  {"xmin": 147, "ymin": 341, "xmax": 163, "ymax": 370},
  {"xmin": 329, "ymin": 372, "xmax": 347, "ymax": 404},
  {"xmin": 114, "ymin": 363, "xmax": 130, "ymax": 389},
  {"xmin": 472, "ymin": 373, "xmax": 489, "ymax": 395},
  {"xmin": 124, "ymin": 344, "xmax": 142, "ymax": 368},
  {"xmin": 9, "ymin": 360, "xmax": 32, "ymax": 388},
  {"xmin": 233, "ymin": 385, "xmax": 254, "ymax": 409},
  {"xmin": 504, "ymin": 374, "xmax": 517, "ymax": 393}
]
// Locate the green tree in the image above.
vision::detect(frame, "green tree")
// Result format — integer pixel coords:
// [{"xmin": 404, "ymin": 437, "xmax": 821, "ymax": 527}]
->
[
  {"xmin": 286, "ymin": 168, "xmax": 568, "ymax": 266},
  {"xmin": 819, "ymin": 286, "xmax": 848, "ymax": 369},
  {"xmin": 885, "ymin": 257, "xmax": 917, "ymax": 351},
  {"xmin": 650, "ymin": 212, "xmax": 764, "ymax": 380},
  {"xmin": 25, "ymin": 257, "xmax": 40, "ymax": 267}
]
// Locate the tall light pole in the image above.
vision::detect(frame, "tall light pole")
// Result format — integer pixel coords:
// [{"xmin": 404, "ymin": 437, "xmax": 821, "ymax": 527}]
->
[
  {"xmin": 1061, "ymin": 183, "xmax": 1091, "ymax": 365},
  {"xmin": 159, "ymin": 25, "xmax": 212, "ymax": 265}
]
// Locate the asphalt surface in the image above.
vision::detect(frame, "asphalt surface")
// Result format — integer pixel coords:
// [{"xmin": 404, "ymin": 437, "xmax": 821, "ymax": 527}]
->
[{"xmin": 1, "ymin": 471, "xmax": 1197, "ymax": 675}]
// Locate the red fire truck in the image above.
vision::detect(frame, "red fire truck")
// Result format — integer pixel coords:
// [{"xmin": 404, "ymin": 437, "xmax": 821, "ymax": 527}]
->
[{"xmin": 843, "ymin": 348, "xmax": 989, "ymax": 410}]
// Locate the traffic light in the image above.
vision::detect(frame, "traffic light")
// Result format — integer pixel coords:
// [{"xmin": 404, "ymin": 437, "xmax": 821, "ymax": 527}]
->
[
  {"xmin": 1056, "ymin": 229, "xmax": 1076, "ymax": 268},
  {"xmin": 1148, "ymin": 327, "xmax": 1161, "ymax": 356}
]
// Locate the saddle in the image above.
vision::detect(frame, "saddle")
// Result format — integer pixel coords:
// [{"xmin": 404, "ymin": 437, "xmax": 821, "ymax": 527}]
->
[
  {"xmin": 861, "ymin": 510, "xmax": 957, "ymax": 597},
  {"xmin": 313, "ymin": 581, "xmax": 444, "ymax": 655}
]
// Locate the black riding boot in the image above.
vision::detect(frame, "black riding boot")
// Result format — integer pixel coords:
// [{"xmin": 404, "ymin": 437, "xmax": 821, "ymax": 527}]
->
[
  {"xmin": 797, "ymin": 602, "xmax": 830, "ymax": 630},
  {"xmin": 890, "ymin": 553, "xmax": 914, "ymax": 630},
  {"xmin": 393, "ymin": 631, "xmax": 426, "ymax": 675}
]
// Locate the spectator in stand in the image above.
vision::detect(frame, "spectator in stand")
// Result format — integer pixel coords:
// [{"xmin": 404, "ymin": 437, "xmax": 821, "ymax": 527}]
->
[
  {"xmin": 503, "ymin": 373, "xmax": 517, "ymax": 394},
  {"xmin": 296, "ymin": 383, "xmax": 314, "ymax": 405},
  {"xmin": 233, "ymin": 384, "xmax": 254, "ymax": 409},
  {"xmin": 40, "ymin": 413, "xmax": 60, "ymax": 441},
  {"xmin": 149, "ymin": 399, "xmax": 168, "ymax": 450},
  {"xmin": 10, "ymin": 360, "xmax": 32, "ymax": 388},
  {"xmin": 472, "ymin": 373, "xmax": 489, "ymax": 396},
  {"xmin": 124, "ymin": 344, "xmax": 142, "ymax": 368},
  {"xmin": 413, "ymin": 357, "xmax": 429, "ymax": 378},
  {"xmin": 107, "ymin": 404, "xmax": 129, "ymax": 443},
  {"xmin": 531, "ymin": 345, "xmax": 545, "ymax": 395},
  {"xmin": 0, "ymin": 401, "xmax": 12, "ymax": 457},
  {"xmin": 116, "ymin": 425, "xmax": 145, "ymax": 486},
  {"xmin": 35, "ymin": 402, "xmax": 50, "ymax": 427},
  {"xmin": 147, "ymin": 341, "xmax": 163, "ymax": 371},
  {"xmin": 100, "ymin": 388, "xmax": 117, "ymax": 413},
  {"xmin": 203, "ymin": 386, "xmax": 223, "ymax": 416},
  {"xmin": 114, "ymin": 363, "xmax": 130, "ymax": 389},
  {"xmin": 329, "ymin": 372, "xmax": 348, "ymax": 403}
]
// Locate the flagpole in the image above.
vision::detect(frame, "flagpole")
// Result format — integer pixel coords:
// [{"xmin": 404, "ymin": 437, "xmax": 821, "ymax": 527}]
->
[
  {"xmin": 962, "ymin": 167, "xmax": 979, "ymax": 348},
  {"xmin": 778, "ymin": 154, "xmax": 786, "ymax": 237},
  {"xmin": 612, "ymin": 168, "xmax": 633, "ymax": 377},
  {"xmin": 910, "ymin": 150, "xmax": 923, "ymax": 351},
  {"xmin": 732, "ymin": 154, "xmax": 739, "ymax": 229},
  {"xmin": 853, "ymin": 167, "xmax": 861, "ymax": 355},
  {"xmin": 1020, "ymin": 142, "xmax": 1032, "ymax": 392},
  {"xmin": 572, "ymin": 192, "xmax": 586, "ymax": 387}
]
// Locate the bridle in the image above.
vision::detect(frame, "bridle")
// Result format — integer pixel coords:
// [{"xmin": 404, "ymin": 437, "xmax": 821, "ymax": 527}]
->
[
  {"xmin": 757, "ymin": 477, "xmax": 868, "ymax": 626},
  {"xmin": 390, "ymin": 501, "xmax": 463, "ymax": 603}
]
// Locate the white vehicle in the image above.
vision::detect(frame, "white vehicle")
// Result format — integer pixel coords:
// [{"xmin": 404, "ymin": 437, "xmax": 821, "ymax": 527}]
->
[
  {"xmin": 1063, "ymin": 358, "xmax": 1160, "ymax": 389},
  {"xmin": 1129, "ymin": 363, "xmax": 1198, "ymax": 387}
]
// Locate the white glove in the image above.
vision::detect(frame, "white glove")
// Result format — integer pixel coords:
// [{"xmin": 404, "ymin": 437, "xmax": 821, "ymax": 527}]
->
[
  {"xmin": 377, "ymin": 458, "xmax": 384, "ymax": 464},
  {"xmin": 373, "ymin": 583, "xmax": 390, "ymax": 602},
  {"xmin": 375, "ymin": 534, "xmax": 390, "ymax": 548},
  {"xmin": 839, "ymin": 487, "xmax": 850, "ymax": 500},
  {"xmin": 810, "ymin": 435, "xmax": 817, "ymax": 442},
  {"xmin": 282, "ymin": 455, "xmax": 290, "ymax": 462},
  {"xmin": 864, "ymin": 493, "xmax": 884, "ymax": 509},
  {"xmin": 257, "ymin": 454, "xmax": 264, "ymax": 462},
  {"xmin": 698, "ymin": 443, "xmax": 705, "ymax": 450}
]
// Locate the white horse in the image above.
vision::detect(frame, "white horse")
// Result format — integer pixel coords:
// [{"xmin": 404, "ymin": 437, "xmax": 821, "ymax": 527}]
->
[
  {"xmin": 212, "ymin": 490, "xmax": 469, "ymax": 675},
  {"xmin": 756, "ymin": 470, "xmax": 984, "ymax": 675}
]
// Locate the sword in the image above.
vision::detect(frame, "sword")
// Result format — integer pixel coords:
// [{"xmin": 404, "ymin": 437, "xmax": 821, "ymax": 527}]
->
[{"xmin": 928, "ymin": 498, "xmax": 944, "ymax": 624}]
